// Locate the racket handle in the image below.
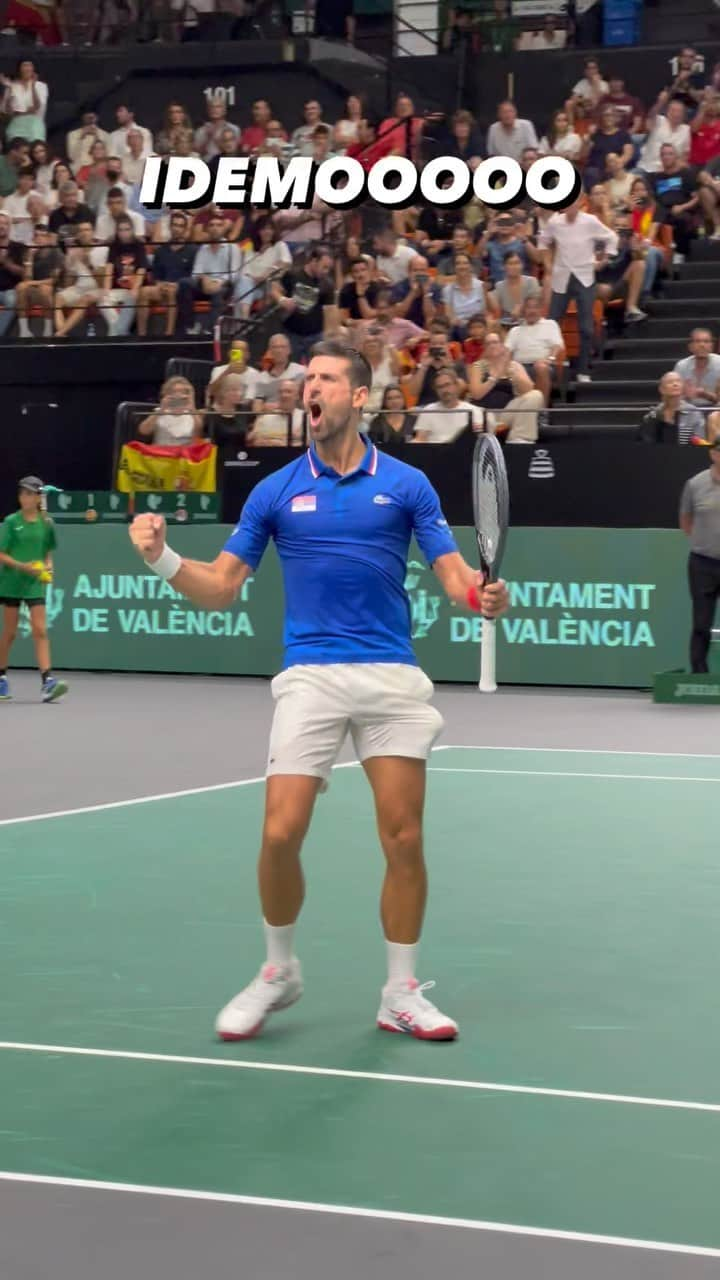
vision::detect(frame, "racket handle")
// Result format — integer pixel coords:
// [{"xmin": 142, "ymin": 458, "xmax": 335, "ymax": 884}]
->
[{"xmin": 479, "ymin": 618, "xmax": 497, "ymax": 693}]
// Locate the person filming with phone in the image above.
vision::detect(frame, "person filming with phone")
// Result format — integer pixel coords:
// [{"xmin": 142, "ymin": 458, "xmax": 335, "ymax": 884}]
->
[{"xmin": 138, "ymin": 376, "xmax": 205, "ymax": 447}]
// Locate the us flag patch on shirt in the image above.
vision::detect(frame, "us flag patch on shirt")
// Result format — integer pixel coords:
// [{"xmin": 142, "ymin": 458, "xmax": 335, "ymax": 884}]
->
[{"xmin": 291, "ymin": 494, "xmax": 317, "ymax": 513}]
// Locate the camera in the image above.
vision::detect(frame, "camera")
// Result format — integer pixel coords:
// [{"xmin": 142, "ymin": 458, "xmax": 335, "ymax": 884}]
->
[{"xmin": 429, "ymin": 347, "xmax": 444, "ymax": 359}]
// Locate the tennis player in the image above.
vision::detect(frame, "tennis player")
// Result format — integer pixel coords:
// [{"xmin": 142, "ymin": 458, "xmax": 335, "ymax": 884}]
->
[
  {"xmin": 130, "ymin": 341, "xmax": 508, "ymax": 1042},
  {"xmin": 0, "ymin": 476, "xmax": 68, "ymax": 703}
]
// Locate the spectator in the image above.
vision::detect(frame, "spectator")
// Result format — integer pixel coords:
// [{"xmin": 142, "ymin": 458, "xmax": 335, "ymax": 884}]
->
[
  {"xmin": 679, "ymin": 438, "xmax": 720, "ymax": 674},
  {"xmin": 663, "ymin": 46, "xmax": 705, "ymax": 113},
  {"xmin": 442, "ymin": 251, "xmax": 487, "ymax": 337},
  {"xmin": 402, "ymin": 319, "xmax": 467, "ymax": 405},
  {"xmin": 29, "ymin": 141, "xmax": 54, "ymax": 196},
  {"xmin": 194, "ymin": 99, "xmax": 240, "ymax": 162},
  {"xmin": 357, "ymin": 286, "xmax": 426, "ymax": 350},
  {"xmin": 486, "ymin": 100, "xmax": 539, "ymax": 162},
  {"xmin": 583, "ymin": 106, "xmax": 633, "ymax": 190},
  {"xmin": 269, "ymin": 245, "xmax": 334, "ymax": 361},
  {"xmin": 413, "ymin": 190, "xmax": 465, "ymax": 257},
  {"xmin": 604, "ymin": 151, "xmax": 634, "ymax": 212},
  {"xmin": 122, "ymin": 129, "xmax": 149, "ymax": 186},
  {"xmin": 338, "ymin": 257, "xmax": 380, "ymax": 325},
  {"xmin": 517, "ymin": 14, "xmax": 566, "ymax": 50},
  {"xmin": 488, "ymin": 249, "xmax": 540, "ymax": 329},
  {"xmin": 47, "ymin": 163, "xmax": 79, "ymax": 210},
  {"xmin": 85, "ymin": 153, "xmax": 126, "ymax": 217},
  {"xmin": 272, "ymin": 191, "xmax": 341, "ymax": 255},
  {"xmin": 443, "ymin": 109, "xmax": 484, "ymax": 168},
  {"xmin": 241, "ymin": 100, "xmax": 272, "ymax": 155},
  {"xmin": 104, "ymin": 216, "xmax": 147, "ymax": 337},
  {"xmin": 539, "ymin": 109, "xmax": 583, "ymax": 161},
  {"xmin": 3, "ymin": 166, "xmax": 42, "ymax": 246},
  {"xmin": 206, "ymin": 126, "xmax": 242, "ymax": 183},
  {"xmin": 590, "ymin": 194, "xmax": 648, "ymax": 323},
  {"xmin": 179, "ymin": 212, "xmax": 241, "ymax": 335},
  {"xmin": 689, "ymin": 92, "xmax": 720, "ymax": 168},
  {"xmin": 291, "ymin": 100, "xmax": 326, "ymax": 156},
  {"xmin": 308, "ymin": 124, "xmax": 334, "ymax": 167},
  {"xmin": 638, "ymin": 372, "xmax": 706, "ymax": 443},
  {"xmin": 234, "ymin": 215, "xmax": 291, "ymax": 318},
  {"xmin": 76, "ymin": 140, "xmax": 109, "ymax": 192},
  {"xmin": 435, "ymin": 224, "xmax": 483, "ymax": 280},
  {"xmin": 96, "ymin": 187, "xmax": 145, "ymax": 244},
  {"xmin": 650, "ymin": 144, "xmax": 699, "ymax": 262},
  {"xmin": 697, "ymin": 156, "xmax": 720, "ymax": 238},
  {"xmin": 156, "ymin": 102, "xmax": 193, "ymax": 155},
  {"xmin": 597, "ymin": 76, "xmax": 644, "ymax": 138},
  {"xmin": 379, "ymin": 93, "xmax": 424, "ymax": 160},
  {"xmin": 0, "ymin": 138, "xmax": 31, "ymax": 199},
  {"xmin": 0, "ymin": 211, "xmax": 24, "ymax": 337},
  {"xmin": 252, "ymin": 332, "xmax": 305, "ymax": 407},
  {"xmin": 539, "ymin": 197, "xmax": 618, "ymax": 382},
  {"xmin": 48, "ymin": 181, "xmax": 95, "ymax": 248},
  {"xmin": 462, "ymin": 314, "xmax": 488, "ymax": 364},
  {"xmin": 0, "ymin": 60, "xmax": 49, "ymax": 144},
  {"xmin": 469, "ymin": 331, "xmax": 544, "ymax": 443},
  {"xmin": 53, "ymin": 219, "xmax": 107, "ymax": 338},
  {"xmin": 639, "ymin": 95, "xmax": 690, "ymax": 172},
  {"xmin": 334, "ymin": 94, "xmax": 364, "ymax": 148},
  {"xmin": 251, "ymin": 378, "xmax": 305, "ymax": 446},
  {"xmin": 347, "ymin": 117, "xmax": 395, "ymax": 170},
  {"xmin": 362, "ymin": 328, "xmax": 401, "ymax": 414},
  {"xmin": 393, "ymin": 255, "xmax": 439, "ymax": 328},
  {"xmin": 258, "ymin": 119, "xmax": 290, "ymax": 159},
  {"xmin": 674, "ymin": 330, "xmax": 720, "ymax": 408},
  {"xmin": 628, "ymin": 176, "xmax": 667, "ymax": 301},
  {"xmin": 506, "ymin": 295, "xmax": 565, "ymax": 404},
  {"xmin": 66, "ymin": 112, "xmax": 110, "ymax": 171},
  {"xmin": 570, "ymin": 58, "xmax": 609, "ymax": 110},
  {"xmin": 415, "ymin": 369, "xmax": 484, "ymax": 443},
  {"xmin": 191, "ymin": 202, "xmax": 243, "ymax": 245},
  {"xmin": 16, "ymin": 223, "xmax": 63, "ymax": 339},
  {"xmin": 209, "ymin": 338, "xmax": 260, "ymax": 398},
  {"xmin": 205, "ymin": 371, "xmax": 253, "ymax": 457},
  {"xmin": 369, "ymin": 384, "xmax": 418, "ymax": 445},
  {"xmin": 138, "ymin": 377, "xmax": 203, "ymax": 445},
  {"xmin": 136, "ymin": 210, "xmax": 195, "ymax": 338},
  {"xmin": 110, "ymin": 106, "xmax": 153, "ymax": 159},
  {"xmin": 482, "ymin": 212, "xmax": 534, "ymax": 286}
]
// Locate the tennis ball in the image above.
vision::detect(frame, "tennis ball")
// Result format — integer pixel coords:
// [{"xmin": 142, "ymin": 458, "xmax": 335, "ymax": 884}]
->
[{"xmin": 31, "ymin": 561, "xmax": 52, "ymax": 584}]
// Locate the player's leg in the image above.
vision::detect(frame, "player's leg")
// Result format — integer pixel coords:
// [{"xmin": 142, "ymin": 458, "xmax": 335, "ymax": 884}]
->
[
  {"xmin": 352, "ymin": 665, "xmax": 458, "ymax": 1040},
  {"xmin": 0, "ymin": 603, "xmax": 19, "ymax": 698},
  {"xmin": 215, "ymin": 666, "xmax": 349, "ymax": 1040},
  {"xmin": 29, "ymin": 603, "xmax": 68, "ymax": 702}
]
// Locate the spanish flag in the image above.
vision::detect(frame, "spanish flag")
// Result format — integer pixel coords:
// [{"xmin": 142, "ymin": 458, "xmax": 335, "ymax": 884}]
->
[{"xmin": 116, "ymin": 441, "xmax": 217, "ymax": 494}]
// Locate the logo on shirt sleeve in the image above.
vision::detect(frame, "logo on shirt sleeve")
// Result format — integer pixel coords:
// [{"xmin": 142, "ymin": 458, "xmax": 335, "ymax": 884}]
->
[{"xmin": 291, "ymin": 494, "xmax": 317, "ymax": 513}]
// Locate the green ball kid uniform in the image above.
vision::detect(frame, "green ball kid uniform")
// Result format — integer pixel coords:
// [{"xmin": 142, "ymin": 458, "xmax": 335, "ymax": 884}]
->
[{"xmin": 0, "ymin": 511, "xmax": 56, "ymax": 602}]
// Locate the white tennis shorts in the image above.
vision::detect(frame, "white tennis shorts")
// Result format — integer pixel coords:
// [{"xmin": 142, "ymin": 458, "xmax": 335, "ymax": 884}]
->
[{"xmin": 267, "ymin": 663, "xmax": 444, "ymax": 788}]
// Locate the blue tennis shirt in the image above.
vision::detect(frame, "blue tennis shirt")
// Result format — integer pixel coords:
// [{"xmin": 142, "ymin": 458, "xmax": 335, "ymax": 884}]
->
[{"xmin": 223, "ymin": 435, "xmax": 458, "ymax": 668}]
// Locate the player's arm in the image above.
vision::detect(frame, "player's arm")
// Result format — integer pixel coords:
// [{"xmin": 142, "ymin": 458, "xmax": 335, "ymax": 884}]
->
[
  {"xmin": 129, "ymin": 514, "xmax": 252, "ymax": 607},
  {"xmin": 433, "ymin": 551, "xmax": 508, "ymax": 617}
]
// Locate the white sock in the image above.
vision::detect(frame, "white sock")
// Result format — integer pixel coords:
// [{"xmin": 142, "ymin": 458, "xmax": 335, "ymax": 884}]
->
[
  {"xmin": 43, "ymin": 317, "xmax": 52, "ymax": 337},
  {"xmin": 263, "ymin": 919, "xmax": 295, "ymax": 968},
  {"xmin": 18, "ymin": 317, "xmax": 30, "ymax": 338},
  {"xmin": 386, "ymin": 941, "xmax": 418, "ymax": 987}
]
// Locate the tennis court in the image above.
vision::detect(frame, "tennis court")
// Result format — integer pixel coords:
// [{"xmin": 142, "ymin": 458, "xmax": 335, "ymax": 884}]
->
[{"xmin": 1, "ymin": 674, "xmax": 720, "ymax": 1279}]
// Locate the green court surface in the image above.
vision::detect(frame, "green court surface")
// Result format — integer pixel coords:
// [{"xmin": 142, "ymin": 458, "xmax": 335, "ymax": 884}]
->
[{"xmin": 1, "ymin": 746, "xmax": 720, "ymax": 1252}]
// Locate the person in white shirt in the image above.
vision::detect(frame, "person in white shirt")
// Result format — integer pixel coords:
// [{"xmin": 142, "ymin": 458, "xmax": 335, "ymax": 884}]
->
[
  {"xmin": 121, "ymin": 130, "xmax": 149, "ymax": 186},
  {"xmin": 138, "ymin": 377, "xmax": 203, "ymax": 447},
  {"xmin": 603, "ymin": 150, "xmax": 634, "ymax": 211},
  {"xmin": 506, "ymin": 295, "xmax": 565, "ymax": 404},
  {"xmin": 109, "ymin": 106, "xmax": 153, "ymax": 160},
  {"xmin": 95, "ymin": 187, "xmax": 145, "ymax": 243},
  {"xmin": 1, "ymin": 60, "xmax": 49, "ymax": 144},
  {"xmin": 209, "ymin": 339, "xmax": 261, "ymax": 401},
  {"xmin": 486, "ymin": 100, "xmax": 539, "ymax": 163},
  {"xmin": 251, "ymin": 332, "xmax": 305, "ymax": 407},
  {"xmin": 539, "ymin": 199, "xmax": 618, "ymax": 382},
  {"xmin": 66, "ymin": 112, "xmax": 111, "ymax": 170},
  {"xmin": 539, "ymin": 109, "xmax": 582, "ymax": 161},
  {"xmin": 414, "ymin": 368, "xmax": 484, "ymax": 443},
  {"xmin": 373, "ymin": 228, "xmax": 416, "ymax": 285},
  {"xmin": 570, "ymin": 59, "xmax": 609, "ymax": 108},
  {"xmin": 639, "ymin": 96, "xmax": 691, "ymax": 172},
  {"xmin": 290, "ymin": 100, "xmax": 326, "ymax": 157},
  {"xmin": 3, "ymin": 167, "xmax": 42, "ymax": 245},
  {"xmin": 251, "ymin": 378, "xmax": 306, "ymax": 446},
  {"xmin": 194, "ymin": 100, "xmax": 241, "ymax": 161},
  {"xmin": 54, "ymin": 218, "xmax": 109, "ymax": 338}
]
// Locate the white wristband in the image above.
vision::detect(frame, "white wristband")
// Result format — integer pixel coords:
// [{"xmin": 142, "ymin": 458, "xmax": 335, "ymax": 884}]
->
[{"xmin": 145, "ymin": 544, "xmax": 182, "ymax": 581}]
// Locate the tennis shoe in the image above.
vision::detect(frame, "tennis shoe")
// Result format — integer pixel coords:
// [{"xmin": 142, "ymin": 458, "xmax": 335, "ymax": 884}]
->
[
  {"xmin": 42, "ymin": 677, "xmax": 68, "ymax": 703},
  {"xmin": 0, "ymin": 676, "xmax": 10, "ymax": 700},
  {"xmin": 215, "ymin": 959, "xmax": 303, "ymax": 1041},
  {"xmin": 377, "ymin": 979, "xmax": 459, "ymax": 1041}
]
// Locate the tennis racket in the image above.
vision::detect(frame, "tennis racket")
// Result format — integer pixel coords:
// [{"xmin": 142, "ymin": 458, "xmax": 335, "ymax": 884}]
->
[{"xmin": 472, "ymin": 434, "xmax": 509, "ymax": 694}]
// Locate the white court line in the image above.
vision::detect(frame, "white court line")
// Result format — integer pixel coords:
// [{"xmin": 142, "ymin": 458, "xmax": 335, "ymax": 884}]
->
[
  {"xmin": 1, "ymin": 1040, "xmax": 720, "ymax": 1117},
  {"xmin": 0, "ymin": 1172, "xmax": 718, "ymax": 1260},
  {"xmin": 0, "ymin": 761, "xmax": 362, "ymax": 828},
  {"xmin": 441, "ymin": 744, "xmax": 720, "ymax": 760},
  {"xmin": 428, "ymin": 768, "xmax": 719, "ymax": 783}
]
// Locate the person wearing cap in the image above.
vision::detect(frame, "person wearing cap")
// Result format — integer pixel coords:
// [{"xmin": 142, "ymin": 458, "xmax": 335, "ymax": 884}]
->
[
  {"xmin": 679, "ymin": 439, "xmax": 720, "ymax": 673},
  {"xmin": 0, "ymin": 478, "xmax": 68, "ymax": 702}
]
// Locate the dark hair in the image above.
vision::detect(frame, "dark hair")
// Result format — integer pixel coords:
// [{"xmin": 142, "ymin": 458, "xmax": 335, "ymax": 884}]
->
[
  {"xmin": 8, "ymin": 136, "xmax": 30, "ymax": 152},
  {"xmin": 251, "ymin": 214, "xmax": 276, "ymax": 251},
  {"xmin": 307, "ymin": 243, "xmax": 331, "ymax": 262},
  {"xmin": 17, "ymin": 164, "xmax": 34, "ymax": 180},
  {"xmin": 502, "ymin": 248, "xmax": 523, "ymax": 263},
  {"xmin": 113, "ymin": 215, "xmax": 135, "ymax": 238},
  {"xmin": 429, "ymin": 317, "xmax": 450, "ymax": 333},
  {"xmin": 309, "ymin": 340, "xmax": 372, "ymax": 392},
  {"xmin": 107, "ymin": 186, "xmax": 125, "ymax": 200},
  {"xmin": 381, "ymin": 384, "xmax": 406, "ymax": 408}
]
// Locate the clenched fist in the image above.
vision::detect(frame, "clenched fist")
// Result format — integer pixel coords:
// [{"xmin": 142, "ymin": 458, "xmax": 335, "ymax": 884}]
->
[{"xmin": 129, "ymin": 513, "xmax": 166, "ymax": 563}]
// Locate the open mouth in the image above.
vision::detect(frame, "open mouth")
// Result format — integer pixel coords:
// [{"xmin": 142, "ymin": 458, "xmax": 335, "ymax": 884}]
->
[{"xmin": 308, "ymin": 402, "xmax": 323, "ymax": 428}]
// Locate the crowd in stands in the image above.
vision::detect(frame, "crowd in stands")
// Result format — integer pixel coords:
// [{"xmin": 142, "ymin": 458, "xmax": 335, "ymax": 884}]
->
[{"xmin": 2, "ymin": 43, "xmax": 720, "ymax": 447}]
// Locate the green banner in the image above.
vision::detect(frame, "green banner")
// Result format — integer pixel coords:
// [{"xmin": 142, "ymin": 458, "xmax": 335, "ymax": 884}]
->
[
  {"xmin": 133, "ymin": 493, "xmax": 220, "ymax": 524},
  {"xmin": 11, "ymin": 525, "xmax": 706, "ymax": 686},
  {"xmin": 46, "ymin": 491, "xmax": 129, "ymax": 524}
]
